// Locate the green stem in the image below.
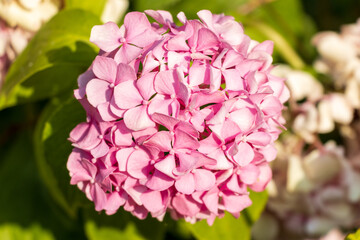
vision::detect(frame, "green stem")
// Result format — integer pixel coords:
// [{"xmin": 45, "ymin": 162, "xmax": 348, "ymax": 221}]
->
[{"xmin": 250, "ymin": 21, "xmax": 306, "ymax": 70}]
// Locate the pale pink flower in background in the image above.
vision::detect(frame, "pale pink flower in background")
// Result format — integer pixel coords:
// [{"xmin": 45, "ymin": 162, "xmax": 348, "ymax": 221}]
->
[
  {"xmin": 0, "ymin": 20, "xmax": 32, "ymax": 89},
  {"xmin": 259, "ymin": 136, "xmax": 360, "ymax": 239},
  {"xmin": 313, "ymin": 19, "xmax": 360, "ymax": 109},
  {"xmin": 0, "ymin": 0, "xmax": 61, "ymax": 32},
  {"xmin": 67, "ymin": 10, "xmax": 288, "ymax": 224}
]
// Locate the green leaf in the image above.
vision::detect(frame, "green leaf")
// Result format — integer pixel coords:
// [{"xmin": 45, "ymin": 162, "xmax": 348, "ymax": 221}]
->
[
  {"xmin": 134, "ymin": 0, "xmax": 182, "ymax": 12},
  {"xmin": 0, "ymin": 224, "xmax": 55, "ymax": 240},
  {"xmin": 0, "ymin": 9, "xmax": 101, "ymax": 110},
  {"xmin": 245, "ymin": 190, "xmax": 268, "ymax": 224},
  {"xmin": 234, "ymin": 0, "xmax": 316, "ymax": 66},
  {"xmin": 84, "ymin": 208, "xmax": 166, "ymax": 240},
  {"xmin": 34, "ymin": 95, "xmax": 88, "ymax": 218},
  {"xmin": 184, "ymin": 190, "xmax": 268, "ymax": 240},
  {"xmin": 185, "ymin": 212, "xmax": 250, "ymax": 240},
  {"xmin": 64, "ymin": 0, "xmax": 107, "ymax": 18},
  {"xmin": 347, "ymin": 229, "xmax": 360, "ymax": 240}
]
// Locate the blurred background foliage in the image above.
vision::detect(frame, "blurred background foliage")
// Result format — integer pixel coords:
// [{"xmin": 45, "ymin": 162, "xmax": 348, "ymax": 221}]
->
[{"xmin": 0, "ymin": 0, "xmax": 359, "ymax": 239}]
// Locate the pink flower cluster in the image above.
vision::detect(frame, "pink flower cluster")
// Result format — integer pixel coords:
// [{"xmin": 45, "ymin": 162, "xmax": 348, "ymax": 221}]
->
[{"xmin": 67, "ymin": 10, "xmax": 289, "ymax": 224}]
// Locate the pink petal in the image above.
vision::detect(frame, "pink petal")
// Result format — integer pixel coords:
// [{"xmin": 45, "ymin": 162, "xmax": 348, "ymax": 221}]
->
[
  {"xmin": 124, "ymin": 105, "xmax": 155, "ymax": 131},
  {"xmin": 148, "ymin": 97, "xmax": 174, "ymax": 116},
  {"xmin": 220, "ymin": 119, "xmax": 241, "ymax": 141},
  {"xmin": 230, "ymin": 142, "xmax": 254, "ymax": 166},
  {"xmin": 115, "ymin": 63, "xmax": 137, "ymax": 84},
  {"xmin": 113, "ymin": 80, "xmax": 143, "ymax": 109},
  {"xmin": 104, "ymin": 192, "xmax": 126, "ymax": 215},
  {"xmin": 137, "ymin": 72, "xmax": 156, "ymax": 100},
  {"xmin": 167, "ymin": 33, "xmax": 189, "ymax": 51},
  {"xmin": 127, "ymin": 149, "xmax": 152, "ymax": 179},
  {"xmin": 246, "ymin": 132, "xmax": 271, "ymax": 146},
  {"xmin": 116, "ymin": 147, "xmax": 134, "ymax": 171},
  {"xmin": 91, "ymin": 183, "xmax": 107, "ymax": 211},
  {"xmin": 146, "ymin": 170, "xmax": 174, "ymax": 191},
  {"xmin": 97, "ymin": 102, "xmax": 119, "ymax": 121},
  {"xmin": 124, "ymin": 12, "xmax": 160, "ymax": 47},
  {"xmin": 173, "ymin": 129, "xmax": 200, "ymax": 150},
  {"xmin": 222, "ymin": 193, "xmax": 252, "ymax": 213},
  {"xmin": 226, "ymin": 174, "xmax": 245, "ymax": 194},
  {"xmin": 77, "ymin": 70, "xmax": 95, "ymax": 99},
  {"xmin": 239, "ymin": 164, "xmax": 260, "ymax": 185},
  {"xmin": 143, "ymin": 131, "xmax": 172, "ymax": 152},
  {"xmin": 252, "ymin": 40, "xmax": 274, "ymax": 54},
  {"xmin": 172, "ymin": 194, "xmax": 201, "ymax": 217},
  {"xmin": 90, "ymin": 140, "xmax": 109, "ymax": 158},
  {"xmin": 150, "ymin": 112, "xmax": 180, "ymax": 132},
  {"xmin": 114, "ymin": 43, "xmax": 143, "ymax": 64},
  {"xmin": 209, "ymin": 67, "xmax": 222, "ymax": 92},
  {"xmin": 259, "ymin": 144, "xmax": 277, "ymax": 162},
  {"xmin": 218, "ymin": 21, "xmax": 244, "ymax": 46},
  {"xmin": 223, "ymin": 69, "xmax": 245, "ymax": 91},
  {"xmin": 196, "ymin": 28, "xmax": 219, "ymax": 52},
  {"xmin": 175, "ymin": 173, "xmax": 195, "ymax": 194},
  {"xmin": 123, "ymin": 178, "xmax": 147, "ymax": 206},
  {"xmin": 154, "ymin": 70, "xmax": 177, "ymax": 95},
  {"xmin": 193, "ymin": 169, "xmax": 215, "ymax": 191},
  {"xmin": 154, "ymin": 154, "xmax": 176, "ymax": 178},
  {"xmin": 86, "ymin": 79, "xmax": 112, "ymax": 107},
  {"xmin": 92, "ymin": 56, "xmax": 117, "ymax": 82},
  {"xmin": 206, "ymin": 148, "xmax": 233, "ymax": 170},
  {"xmin": 141, "ymin": 190, "xmax": 164, "ymax": 213},
  {"xmin": 69, "ymin": 158, "xmax": 97, "ymax": 184},
  {"xmin": 261, "ymin": 96, "xmax": 282, "ymax": 116},
  {"xmin": 249, "ymin": 164, "xmax": 272, "ymax": 192},
  {"xmin": 145, "ymin": 10, "xmax": 174, "ymax": 26},
  {"xmin": 222, "ymin": 50, "xmax": 243, "ymax": 68},
  {"xmin": 229, "ymin": 108, "xmax": 255, "ymax": 133},
  {"xmin": 188, "ymin": 61, "xmax": 209, "ymax": 87},
  {"xmin": 112, "ymin": 121, "xmax": 133, "ymax": 147},
  {"xmin": 175, "ymin": 152, "xmax": 198, "ymax": 173},
  {"xmin": 202, "ymin": 187, "xmax": 219, "ymax": 214},
  {"xmin": 90, "ymin": 22, "xmax": 122, "ymax": 52},
  {"xmin": 69, "ymin": 122, "xmax": 101, "ymax": 150}
]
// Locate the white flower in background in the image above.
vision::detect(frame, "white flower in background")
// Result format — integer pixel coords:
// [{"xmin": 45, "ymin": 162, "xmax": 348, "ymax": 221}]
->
[
  {"xmin": 0, "ymin": 0, "xmax": 129, "ymax": 89},
  {"xmin": 272, "ymin": 65, "xmax": 323, "ymax": 102},
  {"xmin": 313, "ymin": 19, "xmax": 360, "ymax": 109},
  {"xmin": 265, "ymin": 139, "xmax": 360, "ymax": 238},
  {"xmin": 0, "ymin": 0, "xmax": 62, "ymax": 32},
  {"xmin": 101, "ymin": 0, "xmax": 128, "ymax": 23},
  {"xmin": 0, "ymin": 20, "xmax": 32, "ymax": 89}
]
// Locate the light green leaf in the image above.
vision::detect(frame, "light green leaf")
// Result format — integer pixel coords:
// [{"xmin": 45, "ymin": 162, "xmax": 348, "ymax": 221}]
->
[
  {"xmin": 347, "ymin": 229, "xmax": 360, "ymax": 240},
  {"xmin": 64, "ymin": 0, "xmax": 107, "ymax": 17},
  {"xmin": 84, "ymin": 208, "xmax": 166, "ymax": 240},
  {"xmin": 0, "ymin": 224, "xmax": 55, "ymax": 240},
  {"xmin": 245, "ymin": 190, "xmax": 268, "ymax": 224},
  {"xmin": 184, "ymin": 190, "xmax": 268, "ymax": 240},
  {"xmin": 0, "ymin": 9, "xmax": 101, "ymax": 110},
  {"xmin": 34, "ymin": 95, "xmax": 88, "ymax": 218},
  {"xmin": 186, "ymin": 212, "xmax": 250, "ymax": 240}
]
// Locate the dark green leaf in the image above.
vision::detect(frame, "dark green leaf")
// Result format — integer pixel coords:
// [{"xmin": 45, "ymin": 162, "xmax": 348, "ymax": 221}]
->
[
  {"xmin": 0, "ymin": 9, "xmax": 101, "ymax": 110},
  {"xmin": 34, "ymin": 95, "xmax": 88, "ymax": 218}
]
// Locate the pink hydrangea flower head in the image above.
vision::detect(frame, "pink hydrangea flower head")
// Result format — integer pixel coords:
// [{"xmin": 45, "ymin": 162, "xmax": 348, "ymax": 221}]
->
[{"xmin": 68, "ymin": 10, "xmax": 289, "ymax": 225}]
